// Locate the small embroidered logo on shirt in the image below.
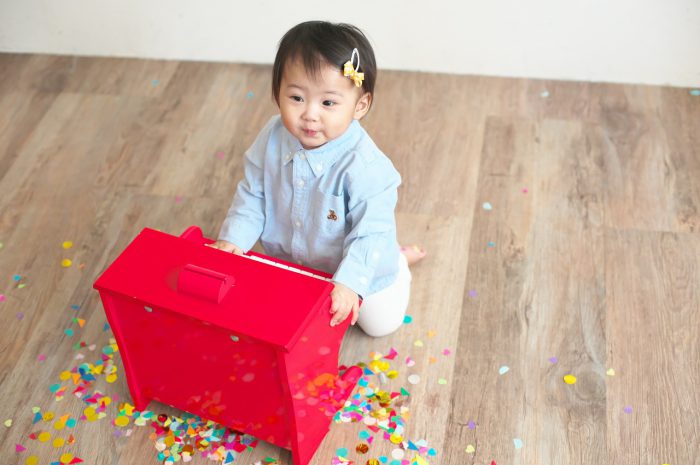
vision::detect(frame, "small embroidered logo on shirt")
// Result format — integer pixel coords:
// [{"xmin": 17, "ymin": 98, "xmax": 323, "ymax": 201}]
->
[{"xmin": 327, "ymin": 209, "xmax": 338, "ymax": 221}]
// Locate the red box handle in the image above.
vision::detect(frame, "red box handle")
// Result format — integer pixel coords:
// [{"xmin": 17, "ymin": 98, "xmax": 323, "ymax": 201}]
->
[{"xmin": 177, "ymin": 264, "xmax": 234, "ymax": 303}]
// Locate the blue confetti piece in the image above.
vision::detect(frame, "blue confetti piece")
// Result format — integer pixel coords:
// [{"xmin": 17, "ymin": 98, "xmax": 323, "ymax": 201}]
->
[
  {"xmin": 690, "ymin": 89, "xmax": 700, "ymax": 96},
  {"xmin": 246, "ymin": 90, "xmax": 254, "ymax": 99},
  {"xmin": 33, "ymin": 411, "xmax": 42, "ymax": 424},
  {"xmin": 70, "ymin": 304, "xmax": 80, "ymax": 310},
  {"xmin": 13, "ymin": 274, "xmax": 21, "ymax": 281},
  {"xmin": 64, "ymin": 328, "xmax": 74, "ymax": 337},
  {"xmin": 336, "ymin": 447, "xmax": 348, "ymax": 457},
  {"xmin": 403, "ymin": 315, "xmax": 413, "ymax": 324},
  {"xmin": 499, "ymin": 365, "xmax": 510, "ymax": 375},
  {"xmin": 152, "ymin": 79, "xmax": 159, "ymax": 86},
  {"xmin": 359, "ymin": 430, "xmax": 370, "ymax": 440},
  {"xmin": 103, "ymin": 322, "xmax": 110, "ymax": 332},
  {"xmin": 66, "ymin": 418, "xmax": 77, "ymax": 428},
  {"xmin": 408, "ymin": 440, "xmax": 419, "ymax": 451},
  {"xmin": 363, "ymin": 367, "xmax": 374, "ymax": 376},
  {"xmin": 428, "ymin": 448, "xmax": 437, "ymax": 456},
  {"xmin": 487, "ymin": 241, "xmax": 496, "ymax": 247},
  {"xmin": 388, "ymin": 460, "xmax": 399, "ymax": 465},
  {"xmin": 514, "ymin": 437, "xmax": 523, "ymax": 449}
]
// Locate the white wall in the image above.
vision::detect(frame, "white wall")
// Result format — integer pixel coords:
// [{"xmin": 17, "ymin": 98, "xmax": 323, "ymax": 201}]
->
[{"xmin": 1, "ymin": 0, "xmax": 698, "ymax": 87}]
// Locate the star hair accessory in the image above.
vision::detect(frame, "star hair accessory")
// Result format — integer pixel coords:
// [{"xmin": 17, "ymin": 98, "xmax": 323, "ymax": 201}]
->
[{"xmin": 343, "ymin": 48, "xmax": 364, "ymax": 87}]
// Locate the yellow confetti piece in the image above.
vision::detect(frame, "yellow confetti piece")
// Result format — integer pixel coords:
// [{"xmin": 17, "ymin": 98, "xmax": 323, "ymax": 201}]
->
[
  {"xmin": 26, "ymin": 456, "xmax": 39, "ymax": 465},
  {"xmin": 60, "ymin": 453, "xmax": 74, "ymax": 464},
  {"xmin": 54, "ymin": 421, "xmax": 65, "ymax": 430},
  {"xmin": 84, "ymin": 407, "xmax": 96, "ymax": 417},
  {"xmin": 564, "ymin": 374, "xmax": 577, "ymax": 385},
  {"xmin": 427, "ymin": 329, "xmax": 436, "ymax": 337},
  {"xmin": 43, "ymin": 411, "xmax": 55, "ymax": 421},
  {"xmin": 414, "ymin": 340, "xmax": 424, "ymax": 347},
  {"xmin": 59, "ymin": 371, "xmax": 71, "ymax": 381},
  {"xmin": 61, "ymin": 259, "xmax": 72, "ymax": 268},
  {"xmin": 386, "ymin": 370, "xmax": 398, "ymax": 379},
  {"xmin": 106, "ymin": 373, "xmax": 117, "ymax": 383},
  {"xmin": 62, "ymin": 241, "xmax": 73, "ymax": 249},
  {"xmin": 115, "ymin": 416, "xmax": 129, "ymax": 427},
  {"xmin": 606, "ymin": 368, "xmax": 615, "ymax": 376},
  {"xmin": 389, "ymin": 433, "xmax": 403, "ymax": 444},
  {"xmin": 3, "ymin": 419, "xmax": 11, "ymax": 427},
  {"xmin": 438, "ymin": 378, "xmax": 447, "ymax": 385},
  {"xmin": 53, "ymin": 437, "xmax": 65, "ymax": 448},
  {"xmin": 38, "ymin": 431, "xmax": 51, "ymax": 442},
  {"xmin": 466, "ymin": 444, "xmax": 475, "ymax": 453}
]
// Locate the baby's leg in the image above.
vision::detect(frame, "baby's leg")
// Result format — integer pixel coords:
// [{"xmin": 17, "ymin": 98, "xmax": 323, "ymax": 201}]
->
[
  {"xmin": 400, "ymin": 244, "xmax": 427, "ymax": 266},
  {"xmin": 356, "ymin": 254, "xmax": 412, "ymax": 337}
]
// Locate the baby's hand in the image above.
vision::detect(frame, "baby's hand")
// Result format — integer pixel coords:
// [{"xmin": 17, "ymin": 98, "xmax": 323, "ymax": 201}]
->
[
  {"xmin": 206, "ymin": 240, "xmax": 244, "ymax": 255},
  {"xmin": 329, "ymin": 282, "xmax": 359, "ymax": 327}
]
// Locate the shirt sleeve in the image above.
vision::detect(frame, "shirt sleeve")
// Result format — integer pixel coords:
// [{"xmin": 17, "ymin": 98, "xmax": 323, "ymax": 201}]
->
[
  {"xmin": 332, "ymin": 155, "xmax": 401, "ymax": 297},
  {"xmin": 218, "ymin": 117, "xmax": 277, "ymax": 252}
]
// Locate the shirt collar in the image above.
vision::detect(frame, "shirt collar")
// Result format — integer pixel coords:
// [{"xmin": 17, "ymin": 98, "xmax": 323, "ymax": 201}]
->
[{"xmin": 281, "ymin": 120, "xmax": 363, "ymax": 177}]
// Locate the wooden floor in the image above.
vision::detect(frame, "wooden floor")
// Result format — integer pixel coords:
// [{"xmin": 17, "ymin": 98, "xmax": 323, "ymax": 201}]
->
[{"xmin": 0, "ymin": 53, "xmax": 698, "ymax": 465}]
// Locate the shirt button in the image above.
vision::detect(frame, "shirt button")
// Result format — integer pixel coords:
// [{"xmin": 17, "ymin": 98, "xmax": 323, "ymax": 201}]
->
[
  {"xmin": 285, "ymin": 153, "xmax": 292, "ymax": 161},
  {"xmin": 295, "ymin": 220, "xmax": 301, "ymax": 228},
  {"xmin": 297, "ymin": 179, "xmax": 305, "ymax": 188},
  {"xmin": 300, "ymin": 153, "xmax": 307, "ymax": 160}
]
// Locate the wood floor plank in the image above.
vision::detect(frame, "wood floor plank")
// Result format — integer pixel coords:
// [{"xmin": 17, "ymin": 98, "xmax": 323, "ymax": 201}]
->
[{"xmin": 605, "ymin": 229, "xmax": 700, "ymax": 465}]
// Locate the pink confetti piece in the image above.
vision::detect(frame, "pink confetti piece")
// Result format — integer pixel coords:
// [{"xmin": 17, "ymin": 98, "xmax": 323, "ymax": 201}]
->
[
  {"xmin": 467, "ymin": 420, "xmax": 476, "ymax": 429},
  {"xmin": 16, "ymin": 312, "xmax": 24, "ymax": 320},
  {"xmin": 623, "ymin": 406, "xmax": 633, "ymax": 414},
  {"xmin": 548, "ymin": 357, "xmax": 558, "ymax": 363},
  {"xmin": 442, "ymin": 349, "xmax": 451, "ymax": 356},
  {"xmin": 16, "ymin": 443, "xmax": 26, "ymax": 453},
  {"xmin": 522, "ymin": 188, "xmax": 529, "ymax": 194},
  {"xmin": 175, "ymin": 195, "xmax": 184, "ymax": 204},
  {"xmin": 0, "ymin": 294, "xmax": 5, "ymax": 302},
  {"xmin": 468, "ymin": 290, "xmax": 477, "ymax": 298},
  {"xmin": 37, "ymin": 354, "xmax": 46, "ymax": 362},
  {"xmin": 216, "ymin": 151, "xmax": 225, "ymax": 160}
]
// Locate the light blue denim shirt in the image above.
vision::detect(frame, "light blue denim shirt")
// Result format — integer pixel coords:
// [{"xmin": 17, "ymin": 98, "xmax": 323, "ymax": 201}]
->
[{"xmin": 219, "ymin": 115, "xmax": 401, "ymax": 298}]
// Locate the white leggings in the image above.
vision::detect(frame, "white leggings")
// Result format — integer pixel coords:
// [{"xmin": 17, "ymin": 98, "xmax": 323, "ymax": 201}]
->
[{"xmin": 356, "ymin": 253, "xmax": 412, "ymax": 337}]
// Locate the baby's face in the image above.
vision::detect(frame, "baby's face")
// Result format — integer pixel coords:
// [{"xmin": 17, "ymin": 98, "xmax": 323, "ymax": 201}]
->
[{"xmin": 278, "ymin": 58, "xmax": 371, "ymax": 150}]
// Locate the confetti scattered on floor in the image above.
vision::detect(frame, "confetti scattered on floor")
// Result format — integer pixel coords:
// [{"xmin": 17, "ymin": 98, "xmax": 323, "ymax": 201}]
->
[
  {"xmin": 482, "ymin": 202, "xmax": 493, "ymax": 211},
  {"xmin": 690, "ymin": 89, "xmax": 700, "ymax": 96},
  {"xmin": 498, "ymin": 366, "xmax": 509, "ymax": 375},
  {"xmin": 606, "ymin": 368, "xmax": 615, "ymax": 376},
  {"xmin": 563, "ymin": 374, "xmax": 577, "ymax": 385},
  {"xmin": 540, "ymin": 90, "xmax": 550, "ymax": 98}
]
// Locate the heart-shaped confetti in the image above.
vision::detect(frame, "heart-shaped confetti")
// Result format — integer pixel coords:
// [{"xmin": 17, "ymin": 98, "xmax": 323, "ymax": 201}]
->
[
  {"xmin": 482, "ymin": 202, "xmax": 493, "ymax": 210},
  {"xmin": 498, "ymin": 365, "xmax": 509, "ymax": 375},
  {"xmin": 513, "ymin": 438, "xmax": 523, "ymax": 449},
  {"xmin": 465, "ymin": 444, "xmax": 475, "ymax": 453},
  {"xmin": 606, "ymin": 368, "xmax": 615, "ymax": 376}
]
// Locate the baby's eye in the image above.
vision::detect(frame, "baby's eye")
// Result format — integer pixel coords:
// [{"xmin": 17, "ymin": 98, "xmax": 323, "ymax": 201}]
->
[
  {"xmin": 291, "ymin": 95, "xmax": 303, "ymax": 102},
  {"xmin": 323, "ymin": 100, "xmax": 336, "ymax": 107}
]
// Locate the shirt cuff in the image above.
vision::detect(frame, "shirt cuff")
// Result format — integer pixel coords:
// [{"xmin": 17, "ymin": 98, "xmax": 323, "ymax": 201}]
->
[
  {"xmin": 218, "ymin": 216, "xmax": 262, "ymax": 252},
  {"xmin": 332, "ymin": 254, "xmax": 374, "ymax": 298}
]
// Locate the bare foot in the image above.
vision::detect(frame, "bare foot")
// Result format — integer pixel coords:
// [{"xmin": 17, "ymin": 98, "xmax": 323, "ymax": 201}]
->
[{"xmin": 400, "ymin": 244, "xmax": 427, "ymax": 266}]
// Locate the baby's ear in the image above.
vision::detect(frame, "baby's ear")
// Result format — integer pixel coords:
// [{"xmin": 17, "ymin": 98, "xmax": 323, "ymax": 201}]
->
[{"xmin": 353, "ymin": 92, "xmax": 372, "ymax": 120}]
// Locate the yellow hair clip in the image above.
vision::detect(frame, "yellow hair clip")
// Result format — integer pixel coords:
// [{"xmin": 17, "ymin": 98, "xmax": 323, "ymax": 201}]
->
[{"xmin": 343, "ymin": 48, "xmax": 364, "ymax": 87}]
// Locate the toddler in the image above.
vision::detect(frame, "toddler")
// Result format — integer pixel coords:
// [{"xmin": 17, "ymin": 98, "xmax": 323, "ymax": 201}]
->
[{"xmin": 211, "ymin": 21, "xmax": 425, "ymax": 337}]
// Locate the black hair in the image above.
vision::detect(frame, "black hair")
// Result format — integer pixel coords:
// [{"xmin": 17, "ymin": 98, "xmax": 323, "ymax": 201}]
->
[{"xmin": 272, "ymin": 21, "xmax": 377, "ymax": 106}]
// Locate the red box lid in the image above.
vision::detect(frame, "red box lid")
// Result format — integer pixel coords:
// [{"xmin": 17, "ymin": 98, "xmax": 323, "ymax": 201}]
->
[{"xmin": 93, "ymin": 228, "xmax": 333, "ymax": 352}]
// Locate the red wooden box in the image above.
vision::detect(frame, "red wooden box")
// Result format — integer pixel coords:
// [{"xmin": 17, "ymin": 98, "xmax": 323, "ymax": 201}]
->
[{"xmin": 93, "ymin": 226, "xmax": 362, "ymax": 465}]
